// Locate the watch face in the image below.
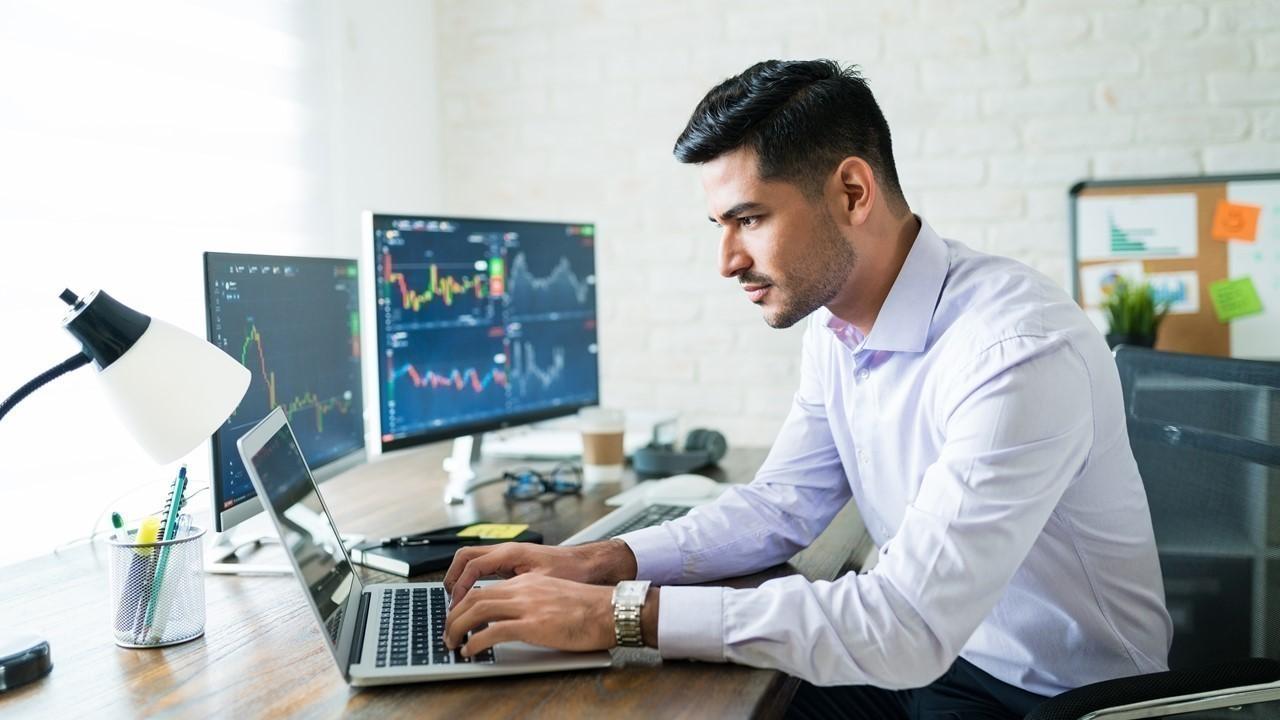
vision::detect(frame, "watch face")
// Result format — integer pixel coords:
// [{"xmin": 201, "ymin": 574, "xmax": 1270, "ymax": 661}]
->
[{"xmin": 616, "ymin": 580, "xmax": 650, "ymax": 605}]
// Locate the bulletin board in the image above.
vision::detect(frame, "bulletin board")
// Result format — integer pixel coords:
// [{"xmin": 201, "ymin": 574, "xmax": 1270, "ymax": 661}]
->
[{"xmin": 1070, "ymin": 172, "xmax": 1280, "ymax": 359}]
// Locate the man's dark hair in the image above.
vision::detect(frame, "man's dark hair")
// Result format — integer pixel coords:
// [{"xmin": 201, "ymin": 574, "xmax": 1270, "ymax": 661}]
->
[{"xmin": 674, "ymin": 59, "xmax": 905, "ymax": 210}]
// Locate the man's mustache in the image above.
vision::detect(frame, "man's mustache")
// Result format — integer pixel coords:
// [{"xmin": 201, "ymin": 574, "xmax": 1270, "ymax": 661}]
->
[{"xmin": 738, "ymin": 271, "xmax": 774, "ymax": 287}]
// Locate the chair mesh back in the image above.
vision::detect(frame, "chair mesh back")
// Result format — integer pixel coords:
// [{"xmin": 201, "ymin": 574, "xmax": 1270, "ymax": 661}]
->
[{"xmin": 1115, "ymin": 346, "xmax": 1280, "ymax": 670}]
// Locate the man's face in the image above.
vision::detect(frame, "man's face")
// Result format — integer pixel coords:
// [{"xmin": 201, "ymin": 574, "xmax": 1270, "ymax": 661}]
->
[{"xmin": 702, "ymin": 148, "xmax": 856, "ymax": 328}]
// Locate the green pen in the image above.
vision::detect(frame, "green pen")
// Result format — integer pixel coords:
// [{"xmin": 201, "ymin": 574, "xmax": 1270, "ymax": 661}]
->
[{"xmin": 111, "ymin": 512, "xmax": 125, "ymax": 542}]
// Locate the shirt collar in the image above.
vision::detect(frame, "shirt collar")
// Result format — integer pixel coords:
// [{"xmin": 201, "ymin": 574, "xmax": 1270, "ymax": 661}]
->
[{"xmin": 824, "ymin": 216, "xmax": 950, "ymax": 354}]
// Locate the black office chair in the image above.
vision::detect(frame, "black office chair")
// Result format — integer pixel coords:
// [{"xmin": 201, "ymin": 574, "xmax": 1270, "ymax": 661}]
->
[{"xmin": 1028, "ymin": 346, "xmax": 1280, "ymax": 720}]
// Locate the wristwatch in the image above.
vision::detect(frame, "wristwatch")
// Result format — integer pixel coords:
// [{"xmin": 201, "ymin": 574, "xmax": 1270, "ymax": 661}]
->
[{"xmin": 612, "ymin": 580, "xmax": 651, "ymax": 647}]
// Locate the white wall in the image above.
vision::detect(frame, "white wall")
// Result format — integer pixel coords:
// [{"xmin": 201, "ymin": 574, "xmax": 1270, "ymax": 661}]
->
[
  {"xmin": 433, "ymin": 0, "xmax": 1280, "ymax": 446},
  {"xmin": 3, "ymin": 0, "xmax": 1278, "ymax": 567},
  {"xmin": 0, "ymin": 0, "xmax": 441, "ymax": 567}
]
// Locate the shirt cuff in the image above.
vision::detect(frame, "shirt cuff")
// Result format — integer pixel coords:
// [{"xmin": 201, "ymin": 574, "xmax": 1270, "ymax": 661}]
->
[
  {"xmin": 617, "ymin": 525, "xmax": 683, "ymax": 584},
  {"xmin": 656, "ymin": 585, "xmax": 725, "ymax": 662}
]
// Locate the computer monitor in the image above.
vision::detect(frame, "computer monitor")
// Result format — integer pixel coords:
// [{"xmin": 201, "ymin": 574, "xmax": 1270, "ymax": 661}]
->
[
  {"xmin": 204, "ymin": 253, "xmax": 366, "ymax": 535},
  {"xmin": 362, "ymin": 213, "xmax": 599, "ymax": 493}
]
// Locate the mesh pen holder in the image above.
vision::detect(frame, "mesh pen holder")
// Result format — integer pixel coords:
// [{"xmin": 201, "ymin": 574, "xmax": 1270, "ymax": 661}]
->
[{"xmin": 107, "ymin": 525, "xmax": 207, "ymax": 648}]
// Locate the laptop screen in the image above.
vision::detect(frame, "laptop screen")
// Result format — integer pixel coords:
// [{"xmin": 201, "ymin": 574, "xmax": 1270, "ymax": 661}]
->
[{"xmin": 247, "ymin": 420, "xmax": 361, "ymax": 662}]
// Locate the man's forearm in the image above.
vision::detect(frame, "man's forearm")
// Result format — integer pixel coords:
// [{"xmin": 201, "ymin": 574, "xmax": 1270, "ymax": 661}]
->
[
  {"xmin": 583, "ymin": 539, "xmax": 659, "ymax": 649},
  {"xmin": 584, "ymin": 538, "xmax": 639, "ymax": 584}
]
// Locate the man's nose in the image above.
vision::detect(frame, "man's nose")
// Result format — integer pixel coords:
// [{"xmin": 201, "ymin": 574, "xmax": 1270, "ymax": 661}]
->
[{"xmin": 718, "ymin": 228, "xmax": 750, "ymax": 279}]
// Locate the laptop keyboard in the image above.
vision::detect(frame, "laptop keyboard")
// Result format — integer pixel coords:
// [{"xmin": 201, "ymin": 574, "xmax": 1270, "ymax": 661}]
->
[
  {"xmin": 375, "ymin": 586, "xmax": 495, "ymax": 668},
  {"xmin": 606, "ymin": 503, "xmax": 691, "ymax": 537}
]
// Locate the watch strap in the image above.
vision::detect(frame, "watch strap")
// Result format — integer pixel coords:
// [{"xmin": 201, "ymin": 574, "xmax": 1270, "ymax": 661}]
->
[{"xmin": 612, "ymin": 580, "xmax": 651, "ymax": 647}]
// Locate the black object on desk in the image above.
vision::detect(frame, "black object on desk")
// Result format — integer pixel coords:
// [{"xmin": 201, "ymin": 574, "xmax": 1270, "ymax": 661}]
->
[
  {"xmin": 349, "ymin": 524, "xmax": 543, "ymax": 577},
  {"xmin": 0, "ymin": 633, "xmax": 52, "ymax": 693}
]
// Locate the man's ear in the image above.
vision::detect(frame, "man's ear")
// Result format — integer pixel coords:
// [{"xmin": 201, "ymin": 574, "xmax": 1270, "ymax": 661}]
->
[{"xmin": 831, "ymin": 156, "xmax": 876, "ymax": 226}]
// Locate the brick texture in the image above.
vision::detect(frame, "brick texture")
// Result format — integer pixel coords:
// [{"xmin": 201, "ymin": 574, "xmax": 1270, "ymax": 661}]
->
[{"xmin": 434, "ymin": 0, "xmax": 1280, "ymax": 447}]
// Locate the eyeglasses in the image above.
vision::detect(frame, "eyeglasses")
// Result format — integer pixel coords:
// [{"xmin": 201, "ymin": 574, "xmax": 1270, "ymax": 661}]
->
[{"xmin": 503, "ymin": 463, "xmax": 583, "ymax": 501}]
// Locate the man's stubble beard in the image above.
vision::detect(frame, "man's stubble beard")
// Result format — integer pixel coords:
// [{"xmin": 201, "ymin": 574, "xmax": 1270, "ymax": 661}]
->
[{"xmin": 764, "ymin": 211, "xmax": 856, "ymax": 329}]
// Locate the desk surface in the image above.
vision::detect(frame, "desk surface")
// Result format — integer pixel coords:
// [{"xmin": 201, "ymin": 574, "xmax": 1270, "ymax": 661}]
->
[{"xmin": 0, "ymin": 446, "xmax": 867, "ymax": 719}]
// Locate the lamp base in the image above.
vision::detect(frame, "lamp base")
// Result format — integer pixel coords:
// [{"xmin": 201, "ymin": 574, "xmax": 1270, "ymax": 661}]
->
[{"xmin": 0, "ymin": 632, "xmax": 52, "ymax": 693}]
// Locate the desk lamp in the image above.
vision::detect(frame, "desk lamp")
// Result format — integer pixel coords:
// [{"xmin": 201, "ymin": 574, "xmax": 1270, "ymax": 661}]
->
[{"xmin": 0, "ymin": 289, "xmax": 250, "ymax": 693}]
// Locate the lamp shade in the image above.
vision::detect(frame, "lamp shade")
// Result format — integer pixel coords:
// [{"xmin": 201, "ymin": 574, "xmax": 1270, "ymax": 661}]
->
[{"xmin": 62, "ymin": 289, "xmax": 250, "ymax": 464}]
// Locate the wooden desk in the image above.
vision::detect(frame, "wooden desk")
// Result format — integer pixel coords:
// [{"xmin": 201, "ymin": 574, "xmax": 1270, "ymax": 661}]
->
[{"xmin": 0, "ymin": 446, "xmax": 868, "ymax": 718}]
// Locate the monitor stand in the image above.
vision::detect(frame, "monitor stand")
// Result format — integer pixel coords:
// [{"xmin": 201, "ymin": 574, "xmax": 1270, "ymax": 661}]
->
[
  {"xmin": 442, "ymin": 433, "xmax": 490, "ymax": 505},
  {"xmin": 205, "ymin": 526, "xmax": 291, "ymax": 575},
  {"xmin": 204, "ymin": 521, "xmax": 367, "ymax": 576}
]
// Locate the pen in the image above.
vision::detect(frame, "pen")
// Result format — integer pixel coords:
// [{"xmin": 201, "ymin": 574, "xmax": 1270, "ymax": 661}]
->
[
  {"xmin": 379, "ymin": 536, "xmax": 506, "ymax": 548},
  {"xmin": 142, "ymin": 465, "xmax": 187, "ymax": 641},
  {"xmin": 111, "ymin": 512, "xmax": 125, "ymax": 541}
]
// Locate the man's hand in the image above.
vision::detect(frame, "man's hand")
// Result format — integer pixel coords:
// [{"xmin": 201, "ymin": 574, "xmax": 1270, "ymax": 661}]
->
[
  {"xmin": 443, "ymin": 539, "xmax": 637, "ymax": 609},
  {"xmin": 443, "ymin": 574, "xmax": 615, "ymax": 656}
]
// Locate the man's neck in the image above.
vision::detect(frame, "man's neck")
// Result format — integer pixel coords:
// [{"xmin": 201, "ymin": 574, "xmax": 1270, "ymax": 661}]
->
[{"xmin": 827, "ymin": 213, "xmax": 921, "ymax": 336}]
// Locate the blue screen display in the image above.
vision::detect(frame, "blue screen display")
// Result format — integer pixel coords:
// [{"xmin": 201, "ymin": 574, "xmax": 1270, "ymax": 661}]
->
[
  {"xmin": 370, "ymin": 215, "xmax": 599, "ymax": 447},
  {"xmin": 205, "ymin": 253, "xmax": 365, "ymax": 514}
]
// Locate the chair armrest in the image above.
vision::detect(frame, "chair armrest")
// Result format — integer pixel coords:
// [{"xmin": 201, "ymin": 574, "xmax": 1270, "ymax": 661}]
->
[{"xmin": 1025, "ymin": 658, "xmax": 1280, "ymax": 720}]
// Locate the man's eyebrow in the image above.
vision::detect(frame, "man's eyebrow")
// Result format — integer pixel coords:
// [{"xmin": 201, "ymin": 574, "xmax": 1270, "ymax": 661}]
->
[{"xmin": 708, "ymin": 201, "xmax": 765, "ymax": 224}]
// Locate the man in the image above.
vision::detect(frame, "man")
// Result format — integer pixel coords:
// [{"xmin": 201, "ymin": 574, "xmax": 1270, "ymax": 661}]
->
[{"xmin": 443, "ymin": 59, "xmax": 1172, "ymax": 719}]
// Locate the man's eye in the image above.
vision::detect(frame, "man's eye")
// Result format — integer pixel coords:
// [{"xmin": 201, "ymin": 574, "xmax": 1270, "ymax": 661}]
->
[{"xmin": 740, "ymin": 216, "xmax": 759, "ymax": 228}]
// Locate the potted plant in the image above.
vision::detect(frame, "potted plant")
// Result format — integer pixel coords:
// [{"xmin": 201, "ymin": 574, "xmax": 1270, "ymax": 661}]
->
[{"xmin": 1101, "ymin": 276, "xmax": 1170, "ymax": 349}]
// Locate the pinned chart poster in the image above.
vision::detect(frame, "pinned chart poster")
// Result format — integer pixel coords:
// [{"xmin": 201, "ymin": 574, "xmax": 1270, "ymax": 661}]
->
[
  {"xmin": 1079, "ymin": 262, "xmax": 1143, "ymax": 308},
  {"xmin": 1076, "ymin": 194, "xmax": 1198, "ymax": 261},
  {"xmin": 1147, "ymin": 271, "xmax": 1200, "ymax": 315}
]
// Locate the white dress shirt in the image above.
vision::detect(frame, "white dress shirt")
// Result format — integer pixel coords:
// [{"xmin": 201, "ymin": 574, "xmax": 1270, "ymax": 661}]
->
[{"xmin": 619, "ymin": 218, "xmax": 1172, "ymax": 696}]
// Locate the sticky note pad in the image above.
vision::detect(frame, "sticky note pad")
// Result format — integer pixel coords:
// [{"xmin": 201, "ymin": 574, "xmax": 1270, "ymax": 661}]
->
[
  {"xmin": 456, "ymin": 523, "xmax": 529, "ymax": 539},
  {"xmin": 1211, "ymin": 200, "xmax": 1261, "ymax": 243},
  {"xmin": 1208, "ymin": 277, "xmax": 1264, "ymax": 322}
]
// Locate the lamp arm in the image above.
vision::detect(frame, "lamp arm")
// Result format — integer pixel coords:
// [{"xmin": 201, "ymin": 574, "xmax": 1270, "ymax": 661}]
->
[{"xmin": 0, "ymin": 352, "xmax": 93, "ymax": 423}]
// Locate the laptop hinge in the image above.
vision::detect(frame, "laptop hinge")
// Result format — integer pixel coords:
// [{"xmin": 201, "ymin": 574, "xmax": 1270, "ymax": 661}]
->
[{"xmin": 349, "ymin": 591, "xmax": 372, "ymax": 671}]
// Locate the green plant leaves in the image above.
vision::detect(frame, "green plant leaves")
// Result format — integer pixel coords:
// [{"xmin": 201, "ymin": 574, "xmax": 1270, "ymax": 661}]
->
[{"xmin": 1102, "ymin": 277, "xmax": 1171, "ymax": 337}]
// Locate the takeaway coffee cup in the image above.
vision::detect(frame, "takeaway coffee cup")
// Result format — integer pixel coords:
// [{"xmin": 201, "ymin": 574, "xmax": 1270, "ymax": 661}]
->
[{"xmin": 579, "ymin": 407, "xmax": 625, "ymax": 485}]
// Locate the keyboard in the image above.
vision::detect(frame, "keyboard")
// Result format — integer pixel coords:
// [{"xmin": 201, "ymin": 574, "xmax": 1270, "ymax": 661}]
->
[
  {"xmin": 605, "ymin": 503, "xmax": 691, "ymax": 537},
  {"xmin": 375, "ymin": 586, "xmax": 495, "ymax": 668}
]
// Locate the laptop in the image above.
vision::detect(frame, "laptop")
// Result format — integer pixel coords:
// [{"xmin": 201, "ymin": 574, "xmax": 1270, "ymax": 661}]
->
[{"xmin": 237, "ymin": 406, "xmax": 612, "ymax": 686}]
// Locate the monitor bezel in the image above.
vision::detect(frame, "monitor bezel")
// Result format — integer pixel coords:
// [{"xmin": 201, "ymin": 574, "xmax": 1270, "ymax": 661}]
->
[
  {"xmin": 360, "ymin": 211, "xmax": 601, "ymax": 455},
  {"xmin": 203, "ymin": 251, "xmax": 368, "ymax": 533}
]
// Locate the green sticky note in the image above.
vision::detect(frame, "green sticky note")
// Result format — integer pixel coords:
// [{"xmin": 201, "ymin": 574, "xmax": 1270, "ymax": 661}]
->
[{"xmin": 1208, "ymin": 277, "xmax": 1264, "ymax": 322}]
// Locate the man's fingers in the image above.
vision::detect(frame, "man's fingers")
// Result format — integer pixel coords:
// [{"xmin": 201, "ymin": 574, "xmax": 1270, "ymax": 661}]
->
[
  {"xmin": 443, "ymin": 544, "xmax": 500, "ymax": 593},
  {"xmin": 444, "ymin": 595, "xmax": 520, "ymax": 649},
  {"xmin": 461, "ymin": 620, "xmax": 528, "ymax": 657},
  {"xmin": 450, "ymin": 547, "xmax": 518, "ymax": 608}
]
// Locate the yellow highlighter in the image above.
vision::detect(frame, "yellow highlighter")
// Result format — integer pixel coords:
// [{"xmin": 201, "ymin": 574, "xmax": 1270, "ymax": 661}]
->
[
  {"xmin": 116, "ymin": 516, "xmax": 162, "ymax": 636},
  {"xmin": 128, "ymin": 516, "xmax": 163, "ymax": 640},
  {"xmin": 136, "ymin": 516, "xmax": 161, "ymax": 553}
]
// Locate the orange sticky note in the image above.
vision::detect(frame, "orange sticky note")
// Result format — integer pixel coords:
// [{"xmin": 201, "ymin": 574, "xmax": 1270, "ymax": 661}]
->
[{"xmin": 1211, "ymin": 200, "xmax": 1261, "ymax": 243}]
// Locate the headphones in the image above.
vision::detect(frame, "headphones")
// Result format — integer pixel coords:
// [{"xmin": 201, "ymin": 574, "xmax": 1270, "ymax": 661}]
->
[{"xmin": 631, "ymin": 427, "xmax": 729, "ymax": 478}]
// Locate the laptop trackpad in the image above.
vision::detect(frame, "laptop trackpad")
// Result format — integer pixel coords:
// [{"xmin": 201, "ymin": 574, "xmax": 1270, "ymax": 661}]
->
[{"xmin": 494, "ymin": 641, "xmax": 609, "ymax": 666}]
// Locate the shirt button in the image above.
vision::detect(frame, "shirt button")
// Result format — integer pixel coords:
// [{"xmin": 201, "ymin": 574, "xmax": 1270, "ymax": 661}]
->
[
  {"xmin": 856, "ymin": 368, "xmax": 870, "ymax": 381},
  {"xmin": 857, "ymin": 450, "xmax": 869, "ymax": 464}
]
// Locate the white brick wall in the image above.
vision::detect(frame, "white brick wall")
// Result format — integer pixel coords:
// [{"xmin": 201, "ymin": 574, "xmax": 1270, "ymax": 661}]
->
[{"xmin": 433, "ymin": 0, "xmax": 1280, "ymax": 447}]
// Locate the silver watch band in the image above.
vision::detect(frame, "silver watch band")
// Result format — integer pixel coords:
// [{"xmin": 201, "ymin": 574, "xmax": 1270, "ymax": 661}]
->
[{"xmin": 612, "ymin": 580, "xmax": 651, "ymax": 647}]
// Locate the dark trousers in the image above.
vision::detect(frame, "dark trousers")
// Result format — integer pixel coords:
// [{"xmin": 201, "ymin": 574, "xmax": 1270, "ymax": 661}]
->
[{"xmin": 786, "ymin": 657, "xmax": 1049, "ymax": 720}]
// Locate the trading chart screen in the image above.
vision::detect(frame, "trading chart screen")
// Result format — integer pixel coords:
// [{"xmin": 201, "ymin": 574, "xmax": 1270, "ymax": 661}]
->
[
  {"xmin": 369, "ymin": 214, "xmax": 599, "ymax": 449},
  {"xmin": 204, "ymin": 253, "xmax": 365, "ymax": 521}
]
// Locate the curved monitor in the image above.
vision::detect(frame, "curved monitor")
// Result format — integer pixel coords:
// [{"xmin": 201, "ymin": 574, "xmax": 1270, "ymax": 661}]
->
[
  {"xmin": 363, "ymin": 213, "xmax": 600, "ymax": 453},
  {"xmin": 204, "ymin": 252, "xmax": 366, "ymax": 532}
]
